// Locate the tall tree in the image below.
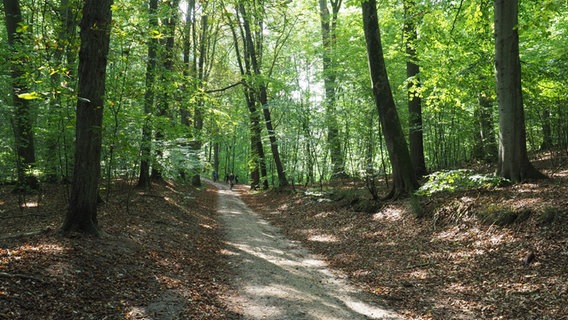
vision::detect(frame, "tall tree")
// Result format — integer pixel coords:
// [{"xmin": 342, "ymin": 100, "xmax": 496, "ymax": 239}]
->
[
  {"xmin": 181, "ymin": 0, "xmax": 202, "ymax": 186},
  {"xmin": 44, "ymin": 0, "xmax": 80, "ymax": 183},
  {"xmin": 228, "ymin": 2, "xmax": 290, "ymax": 189},
  {"xmin": 238, "ymin": 2, "xmax": 289, "ymax": 188},
  {"xmin": 361, "ymin": 0, "xmax": 418, "ymax": 198},
  {"xmin": 319, "ymin": 0, "xmax": 346, "ymax": 179},
  {"xmin": 62, "ymin": 0, "xmax": 114, "ymax": 235},
  {"xmin": 151, "ymin": 0, "xmax": 181, "ymax": 181},
  {"xmin": 403, "ymin": 0, "xmax": 426, "ymax": 178},
  {"xmin": 182, "ymin": 1, "xmax": 220, "ymax": 187},
  {"xmin": 3, "ymin": 0, "xmax": 39, "ymax": 192},
  {"xmin": 138, "ymin": 0, "xmax": 159, "ymax": 190},
  {"xmin": 226, "ymin": 6, "xmax": 268, "ymax": 189},
  {"xmin": 494, "ymin": 0, "xmax": 545, "ymax": 182}
]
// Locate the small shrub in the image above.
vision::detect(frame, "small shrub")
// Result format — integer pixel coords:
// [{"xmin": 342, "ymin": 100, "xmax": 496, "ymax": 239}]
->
[{"xmin": 416, "ymin": 169, "xmax": 509, "ymax": 196}]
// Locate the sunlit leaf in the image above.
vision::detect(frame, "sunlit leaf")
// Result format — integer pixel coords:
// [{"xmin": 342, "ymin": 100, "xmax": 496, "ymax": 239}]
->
[{"xmin": 17, "ymin": 92, "xmax": 40, "ymax": 100}]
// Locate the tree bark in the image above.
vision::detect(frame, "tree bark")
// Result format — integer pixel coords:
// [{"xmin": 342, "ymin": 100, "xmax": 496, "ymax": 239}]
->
[
  {"xmin": 62, "ymin": 0, "xmax": 113, "ymax": 235},
  {"xmin": 403, "ymin": 0, "xmax": 426, "ymax": 179},
  {"xmin": 3, "ymin": 0, "xmax": 39, "ymax": 192},
  {"xmin": 239, "ymin": 3, "xmax": 288, "ymax": 188},
  {"xmin": 494, "ymin": 0, "xmax": 545, "ymax": 182},
  {"xmin": 362, "ymin": 0, "xmax": 418, "ymax": 198},
  {"xmin": 151, "ymin": 0, "xmax": 180, "ymax": 181},
  {"xmin": 473, "ymin": 90, "xmax": 498, "ymax": 163},
  {"xmin": 138, "ymin": 0, "xmax": 159, "ymax": 191},
  {"xmin": 319, "ymin": 0, "xmax": 346, "ymax": 179}
]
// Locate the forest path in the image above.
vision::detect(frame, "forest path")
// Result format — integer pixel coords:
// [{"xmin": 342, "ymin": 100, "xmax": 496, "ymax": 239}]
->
[{"xmin": 214, "ymin": 182, "xmax": 402, "ymax": 320}]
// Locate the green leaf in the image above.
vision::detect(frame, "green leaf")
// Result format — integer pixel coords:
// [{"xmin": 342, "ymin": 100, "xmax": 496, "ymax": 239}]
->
[{"xmin": 17, "ymin": 92, "xmax": 40, "ymax": 100}]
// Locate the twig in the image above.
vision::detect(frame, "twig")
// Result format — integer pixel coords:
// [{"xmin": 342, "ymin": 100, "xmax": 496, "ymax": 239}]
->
[
  {"xmin": 205, "ymin": 81, "xmax": 243, "ymax": 93},
  {"xmin": 406, "ymin": 262, "xmax": 433, "ymax": 269},
  {"xmin": 0, "ymin": 272, "xmax": 44, "ymax": 282},
  {"xmin": 1, "ymin": 213, "xmax": 45, "ymax": 219},
  {"xmin": 0, "ymin": 229, "xmax": 49, "ymax": 240},
  {"xmin": 141, "ymin": 193, "xmax": 164, "ymax": 199}
]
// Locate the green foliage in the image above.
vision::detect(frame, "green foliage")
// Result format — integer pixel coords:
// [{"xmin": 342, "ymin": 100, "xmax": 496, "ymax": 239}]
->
[
  {"xmin": 0, "ymin": 0, "xmax": 567, "ymax": 189},
  {"xmin": 416, "ymin": 169, "xmax": 509, "ymax": 196}
]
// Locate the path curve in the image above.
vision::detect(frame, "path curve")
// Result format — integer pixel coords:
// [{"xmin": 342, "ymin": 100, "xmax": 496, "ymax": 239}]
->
[{"xmin": 215, "ymin": 183, "xmax": 402, "ymax": 320}]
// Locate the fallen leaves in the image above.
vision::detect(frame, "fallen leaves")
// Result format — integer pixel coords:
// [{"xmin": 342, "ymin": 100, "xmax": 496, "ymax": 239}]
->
[
  {"xmin": 241, "ymin": 172, "xmax": 568, "ymax": 320},
  {"xmin": 0, "ymin": 181, "xmax": 240, "ymax": 320}
]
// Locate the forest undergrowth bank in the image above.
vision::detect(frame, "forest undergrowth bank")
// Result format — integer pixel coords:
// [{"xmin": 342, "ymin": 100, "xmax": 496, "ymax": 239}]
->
[
  {"xmin": 0, "ymin": 181, "xmax": 239, "ymax": 319},
  {"xmin": 241, "ymin": 155, "xmax": 568, "ymax": 320}
]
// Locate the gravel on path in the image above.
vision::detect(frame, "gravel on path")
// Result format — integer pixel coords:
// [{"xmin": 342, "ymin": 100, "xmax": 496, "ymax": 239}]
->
[{"xmin": 216, "ymin": 185, "xmax": 402, "ymax": 320}]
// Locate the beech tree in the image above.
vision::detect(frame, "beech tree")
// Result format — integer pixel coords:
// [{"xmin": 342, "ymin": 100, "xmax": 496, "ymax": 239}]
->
[
  {"xmin": 0, "ymin": 0, "xmax": 566, "ymax": 193},
  {"xmin": 494, "ymin": 0, "xmax": 545, "ymax": 182},
  {"xmin": 62, "ymin": 0, "xmax": 114, "ymax": 235},
  {"xmin": 3, "ymin": 0, "xmax": 39, "ymax": 192},
  {"xmin": 403, "ymin": 0, "xmax": 426, "ymax": 178},
  {"xmin": 361, "ymin": 0, "xmax": 418, "ymax": 198},
  {"xmin": 319, "ymin": 0, "xmax": 346, "ymax": 179},
  {"xmin": 138, "ymin": 0, "xmax": 159, "ymax": 190}
]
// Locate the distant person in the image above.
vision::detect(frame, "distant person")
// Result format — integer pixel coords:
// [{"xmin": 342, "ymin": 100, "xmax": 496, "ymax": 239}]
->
[
  {"xmin": 212, "ymin": 170, "xmax": 218, "ymax": 182},
  {"xmin": 229, "ymin": 173, "xmax": 235, "ymax": 189}
]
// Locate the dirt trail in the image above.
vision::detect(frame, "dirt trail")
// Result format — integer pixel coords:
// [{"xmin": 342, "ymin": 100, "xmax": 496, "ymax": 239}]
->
[{"xmin": 215, "ymin": 184, "xmax": 402, "ymax": 320}]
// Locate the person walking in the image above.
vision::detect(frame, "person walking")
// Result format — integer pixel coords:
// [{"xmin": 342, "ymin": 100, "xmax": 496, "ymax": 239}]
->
[{"xmin": 229, "ymin": 173, "xmax": 235, "ymax": 190}]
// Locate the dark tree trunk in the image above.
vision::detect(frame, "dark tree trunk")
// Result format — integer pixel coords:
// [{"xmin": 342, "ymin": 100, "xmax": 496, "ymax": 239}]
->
[
  {"xmin": 45, "ymin": 0, "xmax": 80, "ymax": 183},
  {"xmin": 151, "ymin": 0, "xmax": 180, "ymax": 181},
  {"xmin": 362, "ymin": 0, "xmax": 418, "ymax": 198},
  {"xmin": 62, "ymin": 0, "xmax": 113, "ymax": 235},
  {"xmin": 403, "ymin": 0, "xmax": 426, "ymax": 179},
  {"xmin": 138, "ymin": 0, "xmax": 159, "ymax": 191},
  {"xmin": 238, "ymin": 3, "xmax": 288, "ymax": 188},
  {"xmin": 473, "ymin": 91, "xmax": 498, "ymax": 163},
  {"xmin": 259, "ymin": 87, "xmax": 289, "ymax": 187},
  {"xmin": 3, "ymin": 0, "xmax": 39, "ymax": 192},
  {"xmin": 494, "ymin": 0, "xmax": 545, "ymax": 182},
  {"xmin": 247, "ymin": 92, "xmax": 269, "ymax": 190},
  {"xmin": 189, "ymin": 12, "xmax": 211, "ymax": 187},
  {"xmin": 319, "ymin": 0, "xmax": 346, "ymax": 179},
  {"xmin": 540, "ymin": 108, "xmax": 553, "ymax": 150}
]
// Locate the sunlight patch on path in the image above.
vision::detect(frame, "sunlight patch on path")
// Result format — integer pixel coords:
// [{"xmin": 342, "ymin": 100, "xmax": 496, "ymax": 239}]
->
[{"xmin": 216, "ymin": 184, "xmax": 402, "ymax": 320}]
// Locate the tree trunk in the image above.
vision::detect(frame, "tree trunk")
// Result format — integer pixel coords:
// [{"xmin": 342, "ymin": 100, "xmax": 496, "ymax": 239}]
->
[
  {"xmin": 62, "ymin": 0, "xmax": 113, "ymax": 235},
  {"xmin": 237, "ymin": 3, "xmax": 287, "ymax": 188},
  {"xmin": 3, "ymin": 0, "xmax": 39, "ymax": 192},
  {"xmin": 319, "ymin": 0, "xmax": 346, "ymax": 179},
  {"xmin": 259, "ymin": 88, "xmax": 289, "ymax": 188},
  {"xmin": 473, "ymin": 91, "xmax": 498, "ymax": 163},
  {"xmin": 138, "ymin": 0, "xmax": 159, "ymax": 191},
  {"xmin": 494, "ymin": 0, "xmax": 545, "ymax": 182},
  {"xmin": 403, "ymin": 0, "xmax": 426, "ymax": 179},
  {"xmin": 540, "ymin": 108, "xmax": 553, "ymax": 150},
  {"xmin": 151, "ymin": 0, "xmax": 180, "ymax": 181},
  {"xmin": 362, "ymin": 0, "xmax": 418, "ymax": 198}
]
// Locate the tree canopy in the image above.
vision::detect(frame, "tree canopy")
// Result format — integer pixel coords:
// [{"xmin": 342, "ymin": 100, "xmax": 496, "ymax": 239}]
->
[{"xmin": 1, "ymin": 0, "xmax": 566, "ymax": 194}]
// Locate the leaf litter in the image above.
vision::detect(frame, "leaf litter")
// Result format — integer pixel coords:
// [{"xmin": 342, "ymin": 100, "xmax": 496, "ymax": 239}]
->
[{"xmin": 1, "ymin": 153, "xmax": 567, "ymax": 319}]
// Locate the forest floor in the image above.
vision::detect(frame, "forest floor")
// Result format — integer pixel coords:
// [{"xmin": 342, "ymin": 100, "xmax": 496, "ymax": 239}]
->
[
  {"xmin": 0, "ymin": 180, "xmax": 240, "ymax": 320},
  {"xmin": 240, "ymin": 153, "xmax": 568, "ymax": 320},
  {"xmin": 1, "ymin": 151, "xmax": 567, "ymax": 319}
]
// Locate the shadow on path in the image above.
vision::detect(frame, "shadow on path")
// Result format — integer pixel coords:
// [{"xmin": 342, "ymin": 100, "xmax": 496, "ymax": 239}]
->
[{"xmin": 215, "ymin": 183, "xmax": 402, "ymax": 320}]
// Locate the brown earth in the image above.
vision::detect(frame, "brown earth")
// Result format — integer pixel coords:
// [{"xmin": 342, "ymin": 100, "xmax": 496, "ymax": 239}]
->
[
  {"xmin": 0, "ymin": 180, "xmax": 241, "ymax": 320},
  {"xmin": 240, "ymin": 155, "xmax": 568, "ymax": 319},
  {"xmin": 1, "ymin": 152, "xmax": 568, "ymax": 319}
]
